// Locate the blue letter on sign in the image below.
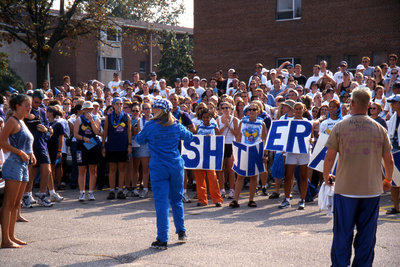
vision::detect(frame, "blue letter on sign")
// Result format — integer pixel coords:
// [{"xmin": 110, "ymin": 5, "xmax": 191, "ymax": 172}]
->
[
  {"xmin": 182, "ymin": 136, "xmax": 200, "ymax": 168},
  {"xmin": 203, "ymin": 136, "xmax": 224, "ymax": 170},
  {"xmin": 247, "ymin": 142, "xmax": 265, "ymax": 176},
  {"xmin": 266, "ymin": 120, "xmax": 289, "ymax": 151},
  {"xmin": 286, "ymin": 120, "xmax": 312, "ymax": 153},
  {"xmin": 232, "ymin": 141, "xmax": 247, "ymax": 176},
  {"xmin": 308, "ymin": 146, "xmax": 328, "ymax": 169}
]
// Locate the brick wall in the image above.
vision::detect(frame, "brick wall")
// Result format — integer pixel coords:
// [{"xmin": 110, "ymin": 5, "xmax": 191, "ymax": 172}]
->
[{"xmin": 193, "ymin": 0, "xmax": 400, "ymax": 80}]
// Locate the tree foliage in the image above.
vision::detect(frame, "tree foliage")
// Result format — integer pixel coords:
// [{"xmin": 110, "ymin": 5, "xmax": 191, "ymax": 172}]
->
[
  {"xmin": 156, "ymin": 30, "xmax": 193, "ymax": 86},
  {"xmin": 0, "ymin": 0, "xmax": 184, "ymax": 87},
  {"xmin": 0, "ymin": 52, "xmax": 25, "ymax": 93}
]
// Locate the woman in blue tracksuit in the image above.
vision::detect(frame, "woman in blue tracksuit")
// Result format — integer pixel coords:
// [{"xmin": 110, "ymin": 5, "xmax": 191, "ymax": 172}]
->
[{"xmin": 135, "ymin": 99, "xmax": 193, "ymax": 250}]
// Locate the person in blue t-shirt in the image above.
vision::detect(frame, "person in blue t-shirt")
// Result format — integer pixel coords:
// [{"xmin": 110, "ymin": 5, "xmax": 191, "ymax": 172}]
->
[
  {"xmin": 135, "ymin": 99, "xmax": 193, "ymax": 250},
  {"xmin": 102, "ymin": 97, "xmax": 132, "ymax": 200}
]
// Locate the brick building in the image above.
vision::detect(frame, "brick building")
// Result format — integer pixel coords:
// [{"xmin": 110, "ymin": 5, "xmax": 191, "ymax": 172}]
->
[
  {"xmin": 49, "ymin": 20, "xmax": 192, "ymax": 87},
  {"xmin": 0, "ymin": 20, "xmax": 192, "ymax": 88},
  {"xmin": 193, "ymin": 0, "xmax": 400, "ymax": 79}
]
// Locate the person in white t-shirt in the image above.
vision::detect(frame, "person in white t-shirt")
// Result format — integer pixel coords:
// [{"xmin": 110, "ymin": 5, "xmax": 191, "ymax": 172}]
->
[
  {"xmin": 333, "ymin": 61, "xmax": 354, "ymax": 86},
  {"xmin": 319, "ymin": 60, "xmax": 334, "ymax": 77},
  {"xmin": 248, "ymin": 63, "xmax": 268, "ymax": 86},
  {"xmin": 225, "ymin": 69, "xmax": 235, "ymax": 91},
  {"xmin": 385, "ymin": 54, "xmax": 400, "ymax": 78},
  {"xmin": 146, "ymin": 72, "xmax": 161, "ymax": 91},
  {"xmin": 158, "ymin": 79, "xmax": 169, "ymax": 99},
  {"xmin": 108, "ymin": 72, "xmax": 121, "ymax": 94},
  {"xmin": 305, "ymin": 65, "xmax": 322, "ymax": 91},
  {"xmin": 193, "ymin": 76, "xmax": 205, "ymax": 97},
  {"xmin": 319, "ymin": 99, "xmax": 342, "ymax": 135}
]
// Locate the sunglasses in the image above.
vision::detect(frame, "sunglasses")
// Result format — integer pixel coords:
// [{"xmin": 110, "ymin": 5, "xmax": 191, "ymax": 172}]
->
[
  {"xmin": 370, "ymin": 107, "xmax": 377, "ymax": 110},
  {"xmin": 132, "ymin": 110, "xmax": 140, "ymax": 113},
  {"xmin": 143, "ymin": 108, "xmax": 151, "ymax": 110},
  {"xmin": 248, "ymin": 108, "xmax": 258, "ymax": 112}
]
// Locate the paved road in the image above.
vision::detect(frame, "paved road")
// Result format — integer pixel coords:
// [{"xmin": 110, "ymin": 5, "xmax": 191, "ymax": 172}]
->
[{"xmin": 1, "ymin": 189, "xmax": 399, "ymax": 267}]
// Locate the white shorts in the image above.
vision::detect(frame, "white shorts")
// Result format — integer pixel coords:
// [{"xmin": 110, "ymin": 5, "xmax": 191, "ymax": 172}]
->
[{"xmin": 285, "ymin": 152, "xmax": 310, "ymax": 166}]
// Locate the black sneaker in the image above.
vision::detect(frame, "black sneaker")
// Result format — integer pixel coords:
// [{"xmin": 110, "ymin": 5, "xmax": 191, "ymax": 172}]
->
[
  {"xmin": 151, "ymin": 239, "xmax": 168, "ymax": 250},
  {"xmin": 178, "ymin": 231, "xmax": 187, "ymax": 242},
  {"xmin": 215, "ymin": 202, "xmax": 222, "ymax": 207},
  {"xmin": 107, "ymin": 191, "xmax": 115, "ymax": 200},
  {"xmin": 261, "ymin": 187, "xmax": 269, "ymax": 196},
  {"xmin": 117, "ymin": 191, "xmax": 126, "ymax": 199}
]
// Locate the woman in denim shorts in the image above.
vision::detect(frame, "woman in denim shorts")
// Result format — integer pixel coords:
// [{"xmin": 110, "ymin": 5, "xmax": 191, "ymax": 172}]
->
[{"xmin": 0, "ymin": 94, "xmax": 35, "ymax": 248}]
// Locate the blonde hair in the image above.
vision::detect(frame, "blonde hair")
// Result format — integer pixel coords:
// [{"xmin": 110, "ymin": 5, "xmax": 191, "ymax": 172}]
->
[
  {"xmin": 351, "ymin": 87, "xmax": 371, "ymax": 109},
  {"xmin": 151, "ymin": 110, "xmax": 176, "ymax": 127}
]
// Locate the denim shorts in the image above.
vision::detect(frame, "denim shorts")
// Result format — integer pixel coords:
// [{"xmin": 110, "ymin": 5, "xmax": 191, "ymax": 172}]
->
[
  {"xmin": 2, "ymin": 153, "xmax": 29, "ymax": 182},
  {"xmin": 133, "ymin": 143, "xmax": 150, "ymax": 158}
]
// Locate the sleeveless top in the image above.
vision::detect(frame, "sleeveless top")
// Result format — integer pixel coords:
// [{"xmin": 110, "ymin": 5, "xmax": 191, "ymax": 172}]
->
[
  {"xmin": 197, "ymin": 121, "xmax": 217, "ymax": 135},
  {"xmin": 105, "ymin": 111, "xmax": 129, "ymax": 151},
  {"xmin": 7, "ymin": 117, "xmax": 34, "ymax": 162},
  {"xmin": 240, "ymin": 116, "xmax": 263, "ymax": 145},
  {"xmin": 218, "ymin": 116, "xmax": 235, "ymax": 144},
  {"xmin": 78, "ymin": 115, "xmax": 97, "ymax": 143}
]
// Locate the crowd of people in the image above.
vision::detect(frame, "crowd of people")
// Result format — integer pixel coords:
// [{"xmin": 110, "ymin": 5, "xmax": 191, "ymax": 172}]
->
[{"xmin": 0, "ymin": 53, "xmax": 399, "ymax": 250}]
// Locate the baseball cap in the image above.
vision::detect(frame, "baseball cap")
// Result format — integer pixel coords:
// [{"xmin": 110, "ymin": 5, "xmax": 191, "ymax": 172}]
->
[
  {"xmin": 189, "ymin": 69, "xmax": 196, "ymax": 74},
  {"xmin": 340, "ymin": 61, "xmax": 348, "ymax": 66},
  {"xmin": 175, "ymin": 78, "xmax": 182, "ymax": 83},
  {"xmin": 270, "ymin": 69, "xmax": 277, "ymax": 74},
  {"xmin": 387, "ymin": 94, "xmax": 400, "ymax": 102}
]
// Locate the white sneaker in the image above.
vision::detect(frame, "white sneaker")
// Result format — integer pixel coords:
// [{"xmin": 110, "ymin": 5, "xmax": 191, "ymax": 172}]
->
[
  {"xmin": 228, "ymin": 189, "xmax": 234, "ymax": 199},
  {"xmin": 139, "ymin": 189, "xmax": 148, "ymax": 199},
  {"xmin": 220, "ymin": 189, "xmax": 226, "ymax": 198},
  {"xmin": 123, "ymin": 188, "xmax": 129, "ymax": 197},
  {"xmin": 78, "ymin": 192, "xmax": 85, "ymax": 202},
  {"xmin": 21, "ymin": 195, "xmax": 33, "ymax": 208},
  {"xmin": 133, "ymin": 188, "xmax": 140, "ymax": 197},
  {"xmin": 28, "ymin": 194, "xmax": 37, "ymax": 204},
  {"xmin": 50, "ymin": 192, "xmax": 64, "ymax": 202},
  {"xmin": 88, "ymin": 192, "xmax": 95, "ymax": 201},
  {"xmin": 37, "ymin": 194, "xmax": 53, "ymax": 207},
  {"xmin": 182, "ymin": 193, "xmax": 191, "ymax": 203}
]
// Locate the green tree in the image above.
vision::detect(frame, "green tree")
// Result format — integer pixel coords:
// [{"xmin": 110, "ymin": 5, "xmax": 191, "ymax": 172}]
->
[
  {"xmin": 0, "ymin": 0, "xmax": 184, "ymax": 87},
  {"xmin": 156, "ymin": 30, "xmax": 193, "ymax": 86},
  {"xmin": 0, "ymin": 52, "xmax": 25, "ymax": 93}
]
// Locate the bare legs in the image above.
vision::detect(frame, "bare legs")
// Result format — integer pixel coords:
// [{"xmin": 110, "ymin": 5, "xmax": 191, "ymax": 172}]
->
[{"xmin": 1, "ymin": 180, "xmax": 27, "ymax": 248}]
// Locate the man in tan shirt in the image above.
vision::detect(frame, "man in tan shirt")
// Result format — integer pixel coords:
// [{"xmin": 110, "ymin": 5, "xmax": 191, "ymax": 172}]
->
[{"xmin": 323, "ymin": 87, "xmax": 394, "ymax": 267}]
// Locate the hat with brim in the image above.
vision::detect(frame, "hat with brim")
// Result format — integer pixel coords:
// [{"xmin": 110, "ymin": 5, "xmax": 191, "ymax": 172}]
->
[
  {"xmin": 281, "ymin": 99, "xmax": 296, "ymax": 109},
  {"xmin": 387, "ymin": 94, "xmax": 400, "ymax": 103},
  {"xmin": 81, "ymin": 101, "xmax": 94, "ymax": 110}
]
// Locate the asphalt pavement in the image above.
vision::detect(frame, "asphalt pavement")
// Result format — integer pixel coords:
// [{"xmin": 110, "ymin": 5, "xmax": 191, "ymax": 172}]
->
[{"xmin": 0, "ymin": 188, "xmax": 399, "ymax": 267}]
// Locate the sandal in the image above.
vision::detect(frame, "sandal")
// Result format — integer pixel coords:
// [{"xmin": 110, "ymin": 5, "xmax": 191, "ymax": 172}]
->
[
  {"xmin": 229, "ymin": 200, "xmax": 240, "ymax": 208},
  {"xmin": 248, "ymin": 201, "xmax": 257, "ymax": 208},
  {"xmin": 269, "ymin": 192, "xmax": 280, "ymax": 199},
  {"xmin": 386, "ymin": 208, "xmax": 400, "ymax": 215}
]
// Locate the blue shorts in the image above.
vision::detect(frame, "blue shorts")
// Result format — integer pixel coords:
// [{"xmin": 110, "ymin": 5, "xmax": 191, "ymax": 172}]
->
[
  {"xmin": 2, "ymin": 153, "xmax": 29, "ymax": 182},
  {"xmin": 133, "ymin": 143, "xmax": 150, "ymax": 158},
  {"xmin": 34, "ymin": 147, "xmax": 51, "ymax": 165}
]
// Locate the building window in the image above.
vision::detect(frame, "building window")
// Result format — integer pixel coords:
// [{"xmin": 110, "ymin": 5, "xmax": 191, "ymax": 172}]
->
[
  {"xmin": 276, "ymin": 57, "xmax": 301, "ymax": 68},
  {"xmin": 99, "ymin": 57, "xmax": 122, "ymax": 71},
  {"xmin": 372, "ymin": 52, "xmax": 387, "ymax": 66},
  {"xmin": 276, "ymin": 0, "xmax": 301, "ymax": 21},
  {"xmin": 316, "ymin": 56, "xmax": 331, "ymax": 69},
  {"xmin": 106, "ymin": 28, "xmax": 122, "ymax": 42},
  {"xmin": 343, "ymin": 55, "xmax": 358, "ymax": 71},
  {"xmin": 140, "ymin": 61, "xmax": 146, "ymax": 73}
]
